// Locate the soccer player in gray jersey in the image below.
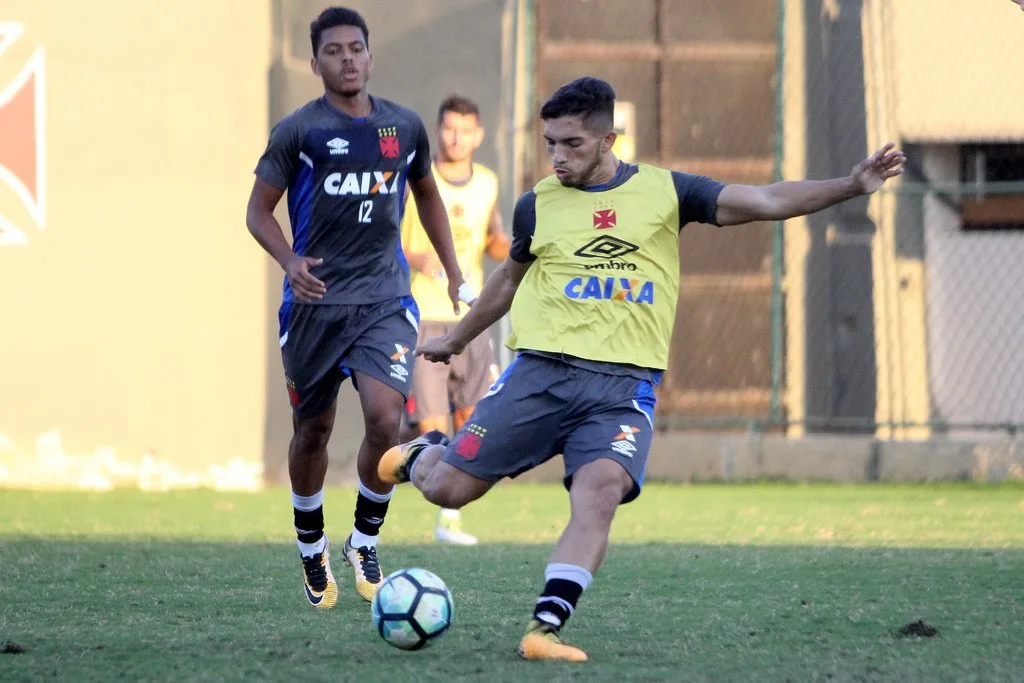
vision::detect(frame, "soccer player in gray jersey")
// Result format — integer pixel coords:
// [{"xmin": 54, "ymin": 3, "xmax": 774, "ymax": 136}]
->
[{"xmin": 246, "ymin": 6, "xmax": 465, "ymax": 609}]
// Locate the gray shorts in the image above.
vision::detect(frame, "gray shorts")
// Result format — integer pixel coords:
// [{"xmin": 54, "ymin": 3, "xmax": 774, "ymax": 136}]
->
[
  {"xmin": 440, "ymin": 353, "xmax": 657, "ymax": 503},
  {"xmin": 279, "ymin": 297, "xmax": 419, "ymax": 418},
  {"xmin": 406, "ymin": 321, "xmax": 495, "ymax": 422}
]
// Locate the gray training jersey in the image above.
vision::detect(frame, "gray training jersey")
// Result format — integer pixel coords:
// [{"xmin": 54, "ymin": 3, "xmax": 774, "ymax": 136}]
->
[{"xmin": 254, "ymin": 96, "xmax": 432, "ymax": 306}]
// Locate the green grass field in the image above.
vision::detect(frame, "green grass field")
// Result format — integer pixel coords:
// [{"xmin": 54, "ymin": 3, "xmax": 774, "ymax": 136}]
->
[{"xmin": 2, "ymin": 483, "xmax": 1023, "ymax": 682}]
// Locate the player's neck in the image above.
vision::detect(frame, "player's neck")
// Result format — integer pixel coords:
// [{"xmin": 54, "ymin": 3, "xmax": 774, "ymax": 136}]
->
[
  {"xmin": 583, "ymin": 156, "xmax": 621, "ymax": 188},
  {"xmin": 434, "ymin": 157, "xmax": 473, "ymax": 184},
  {"xmin": 323, "ymin": 89, "xmax": 373, "ymax": 118}
]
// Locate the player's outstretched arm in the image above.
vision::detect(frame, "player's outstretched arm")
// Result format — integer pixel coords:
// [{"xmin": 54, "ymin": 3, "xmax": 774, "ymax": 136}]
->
[
  {"xmin": 417, "ymin": 258, "xmax": 531, "ymax": 364},
  {"xmin": 246, "ymin": 178, "xmax": 326, "ymax": 302},
  {"xmin": 715, "ymin": 142, "xmax": 905, "ymax": 226},
  {"xmin": 409, "ymin": 173, "xmax": 465, "ymax": 313}
]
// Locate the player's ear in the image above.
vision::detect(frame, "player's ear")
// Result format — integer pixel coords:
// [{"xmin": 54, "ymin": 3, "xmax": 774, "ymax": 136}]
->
[
  {"xmin": 472, "ymin": 126, "xmax": 484, "ymax": 149},
  {"xmin": 602, "ymin": 131, "xmax": 618, "ymax": 154},
  {"xmin": 310, "ymin": 57, "xmax": 321, "ymax": 77}
]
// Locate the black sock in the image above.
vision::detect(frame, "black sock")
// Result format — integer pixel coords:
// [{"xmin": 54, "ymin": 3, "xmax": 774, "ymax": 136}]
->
[
  {"xmin": 353, "ymin": 493, "xmax": 390, "ymax": 538},
  {"xmin": 403, "ymin": 430, "xmax": 449, "ymax": 480},
  {"xmin": 533, "ymin": 578, "xmax": 585, "ymax": 630},
  {"xmin": 294, "ymin": 506, "xmax": 324, "ymax": 545}
]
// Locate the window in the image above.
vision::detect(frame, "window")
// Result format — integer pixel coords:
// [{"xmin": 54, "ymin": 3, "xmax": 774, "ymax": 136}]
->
[{"xmin": 960, "ymin": 144, "xmax": 1024, "ymax": 231}]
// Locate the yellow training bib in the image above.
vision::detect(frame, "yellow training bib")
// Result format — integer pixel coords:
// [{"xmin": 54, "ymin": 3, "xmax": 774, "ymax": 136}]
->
[
  {"xmin": 401, "ymin": 162, "xmax": 498, "ymax": 321},
  {"xmin": 507, "ymin": 164, "xmax": 681, "ymax": 369}
]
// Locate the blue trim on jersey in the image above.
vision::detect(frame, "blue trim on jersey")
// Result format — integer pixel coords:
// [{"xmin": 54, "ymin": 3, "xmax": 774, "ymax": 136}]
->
[
  {"xmin": 287, "ymin": 163, "xmax": 315, "ymax": 257},
  {"xmin": 280, "ymin": 162, "xmax": 315, "ymax": 316},
  {"xmin": 395, "ymin": 169, "xmax": 412, "ymax": 281}
]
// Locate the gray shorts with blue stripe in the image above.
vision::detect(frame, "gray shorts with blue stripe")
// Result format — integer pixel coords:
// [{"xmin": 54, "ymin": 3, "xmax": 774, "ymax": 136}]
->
[{"xmin": 441, "ymin": 352, "xmax": 657, "ymax": 503}]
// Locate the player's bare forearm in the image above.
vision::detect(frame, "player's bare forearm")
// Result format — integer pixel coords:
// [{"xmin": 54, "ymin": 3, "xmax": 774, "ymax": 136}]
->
[
  {"xmin": 247, "ymin": 212, "xmax": 295, "ymax": 268},
  {"xmin": 716, "ymin": 177, "xmax": 860, "ymax": 226},
  {"xmin": 716, "ymin": 143, "xmax": 904, "ymax": 226},
  {"xmin": 246, "ymin": 180, "xmax": 294, "ymax": 269},
  {"xmin": 448, "ymin": 260, "xmax": 519, "ymax": 348},
  {"xmin": 765, "ymin": 178, "xmax": 862, "ymax": 219}
]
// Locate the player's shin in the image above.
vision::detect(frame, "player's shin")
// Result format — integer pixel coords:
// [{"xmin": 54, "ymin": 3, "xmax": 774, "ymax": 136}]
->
[
  {"xmin": 293, "ymin": 489, "xmax": 326, "ymax": 556},
  {"xmin": 351, "ymin": 479, "xmax": 392, "ymax": 548}
]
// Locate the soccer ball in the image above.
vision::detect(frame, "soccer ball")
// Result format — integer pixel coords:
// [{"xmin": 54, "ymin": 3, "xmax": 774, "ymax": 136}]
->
[{"xmin": 371, "ymin": 568, "xmax": 454, "ymax": 650}]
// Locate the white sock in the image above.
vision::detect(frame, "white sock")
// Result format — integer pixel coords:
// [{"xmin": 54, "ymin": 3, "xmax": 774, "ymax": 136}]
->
[
  {"xmin": 358, "ymin": 480, "xmax": 393, "ymax": 503},
  {"xmin": 534, "ymin": 563, "xmax": 593, "ymax": 628},
  {"xmin": 545, "ymin": 563, "xmax": 593, "ymax": 590},
  {"xmin": 350, "ymin": 529, "xmax": 378, "ymax": 549},
  {"xmin": 440, "ymin": 508, "xmax": 461, "ymax": 520},
  {"xmin": 297, "ymin": 536, "xmax": 326, "ymax": 558}
]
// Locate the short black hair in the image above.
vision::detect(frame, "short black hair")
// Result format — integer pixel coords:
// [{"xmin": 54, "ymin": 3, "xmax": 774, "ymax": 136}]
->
[
  {"xmin": 539, "ymin": 77, "xmax": 615, "ymax": 132},
  {"xmin": 437, "ymin": 94, "xmax": 480, "ymax": 124},
  {"xmin": 310, "ymin": 7, "xmax": 369, "ymax": 56}
]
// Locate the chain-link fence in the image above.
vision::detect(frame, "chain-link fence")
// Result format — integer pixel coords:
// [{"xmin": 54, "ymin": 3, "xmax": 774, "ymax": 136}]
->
[{"xmin": 530, "ymin": 0, "xmax": 1024, "ymax": 437}]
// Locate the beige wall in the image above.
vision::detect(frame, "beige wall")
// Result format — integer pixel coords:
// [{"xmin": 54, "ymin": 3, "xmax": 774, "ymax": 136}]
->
[
  {"xmin": 888, "ymin": 0, "xmax": 1024, "ymax": 141},
  {"xmin": 0, "ymin": 1, "xmax": 272, "ymax": 488}
]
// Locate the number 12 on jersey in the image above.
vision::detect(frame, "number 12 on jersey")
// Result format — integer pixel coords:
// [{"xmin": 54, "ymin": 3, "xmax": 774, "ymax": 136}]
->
[{"xmin": 358, "ymin": 200, "xmax": 373, "ymax": 224}]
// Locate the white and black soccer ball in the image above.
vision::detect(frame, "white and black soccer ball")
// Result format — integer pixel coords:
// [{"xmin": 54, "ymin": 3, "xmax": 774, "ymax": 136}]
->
[{"xmin": 371, "ymin": 568, "xmax": 454, "ymax": 650}]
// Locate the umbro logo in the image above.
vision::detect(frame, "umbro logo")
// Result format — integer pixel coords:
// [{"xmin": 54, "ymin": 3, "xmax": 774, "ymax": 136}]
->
[
  {"xmin": 574, "ymin": 235, "xmax": 639, "ymax": 260},
  {"xmin": 326, "ymin": 137, "xmax": 349, "ymax": 155}
]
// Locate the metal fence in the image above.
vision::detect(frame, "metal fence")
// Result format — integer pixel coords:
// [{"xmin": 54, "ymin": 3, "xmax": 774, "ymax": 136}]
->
[{"xmin": 529, "ymin": 0, "xmax": 1024, "ymax": 437}]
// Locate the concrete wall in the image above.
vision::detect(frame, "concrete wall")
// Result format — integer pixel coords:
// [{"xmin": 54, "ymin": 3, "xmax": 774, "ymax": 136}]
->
[
  {"xmin": 515, "ymin": 432, "xmax": 1024, "ymax": 485},
  {"xmin": 888, "ymin": 0, "xmax": 1024, "ymax": 142},
  {"xmin": 0, "ymin": 1, "xmax": 272, "ymax": 489}
]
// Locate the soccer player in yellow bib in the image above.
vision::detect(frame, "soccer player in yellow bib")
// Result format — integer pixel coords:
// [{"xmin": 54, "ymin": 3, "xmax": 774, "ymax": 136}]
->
[
  {"xmin": 400, "ymin": 95, "xmax": 510, "ymax": 545},
  {"xmin": 380, "ymin": 77, "xmax": 905, "ymax": 662}
]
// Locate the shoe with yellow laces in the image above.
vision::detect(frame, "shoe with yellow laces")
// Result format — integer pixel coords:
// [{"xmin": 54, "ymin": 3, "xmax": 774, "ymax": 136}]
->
[{"xmin": 342, "ymin": 534, "xmax": 382, "ymax": 602}]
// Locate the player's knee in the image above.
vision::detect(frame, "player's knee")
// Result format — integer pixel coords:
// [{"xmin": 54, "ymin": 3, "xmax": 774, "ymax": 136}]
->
[
  {"xmin": 589, "ymin": 483, "xmax": 624, "ymax": 520},
  {"xmin": 571, "ymin": 467, "xmax": 631, "ymax": 521},
  {"xmin": 362, "ymin": 409, "xmax": 402, "ymax": 448},
  {"xmin": 292, "ymin": 418, "xmax": 333, "ymax": 454}
]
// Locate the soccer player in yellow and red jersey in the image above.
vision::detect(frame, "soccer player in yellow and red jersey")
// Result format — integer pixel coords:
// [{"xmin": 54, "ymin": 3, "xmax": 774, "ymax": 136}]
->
[
  {"xmin": 401, "ymin": 95, "xmax": 510, "ymax": 545},
  {"xmin": 380, "ymin": 77, "xmax": 905, "ymax": 661}
]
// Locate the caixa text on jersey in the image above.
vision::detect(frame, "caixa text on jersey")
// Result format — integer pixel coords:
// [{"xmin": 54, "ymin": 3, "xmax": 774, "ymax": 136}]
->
[{"xmin": 323, "ymin": 171, "xmax": 400, "ymax": 196}]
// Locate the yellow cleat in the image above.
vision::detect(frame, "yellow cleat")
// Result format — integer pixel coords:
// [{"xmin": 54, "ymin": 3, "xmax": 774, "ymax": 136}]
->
[
  {"xmin": 377, "ymin": 430, "xmax": 449, "ymax": 486},
  {"xmin": 517, "ymin": 620, "xmax": 588, "ymax": 663},
  {"xmin": 300, "ymin": 538, "xmax": 338, "ymax": 609},
  {"xmin": 342, "ymin": 535, "xmax": 382, "ymax": 602}
]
